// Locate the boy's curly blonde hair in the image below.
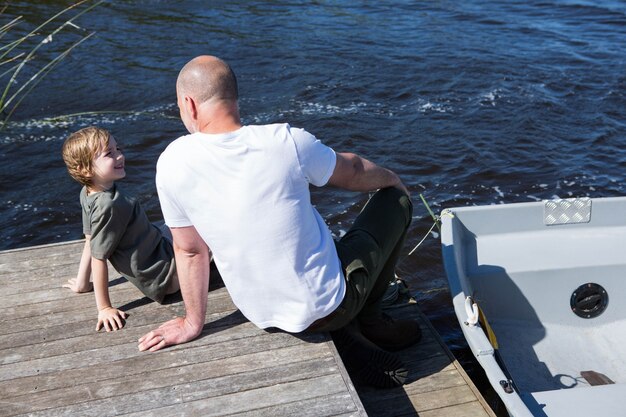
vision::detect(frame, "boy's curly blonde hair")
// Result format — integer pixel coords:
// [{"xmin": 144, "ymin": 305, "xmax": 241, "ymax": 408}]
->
[{"xmin": 62, "ymin": 126, "xmax": 111, "ymax": 187}]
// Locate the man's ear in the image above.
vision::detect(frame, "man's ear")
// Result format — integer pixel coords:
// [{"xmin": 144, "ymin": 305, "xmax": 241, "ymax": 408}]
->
[{"xmin": 184, "ymin": 95, "xmax": 199, "ymax": 121}]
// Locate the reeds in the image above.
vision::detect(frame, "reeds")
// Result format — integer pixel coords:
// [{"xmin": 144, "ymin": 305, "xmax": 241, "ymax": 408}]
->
[{"xmin": 0, "ymin": 0, "xmax": 102, "ymax": 130}]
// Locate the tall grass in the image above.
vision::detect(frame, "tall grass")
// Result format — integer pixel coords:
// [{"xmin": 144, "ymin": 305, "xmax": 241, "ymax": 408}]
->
[{"xmin": 0, "ymin": 0, "xmax": 102, "ymax": 130}]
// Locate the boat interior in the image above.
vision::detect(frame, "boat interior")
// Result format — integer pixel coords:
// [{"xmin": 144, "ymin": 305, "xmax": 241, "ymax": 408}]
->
[{"xmin": 442, "ymin": 197, "xmax": 626, "ymax": 416}]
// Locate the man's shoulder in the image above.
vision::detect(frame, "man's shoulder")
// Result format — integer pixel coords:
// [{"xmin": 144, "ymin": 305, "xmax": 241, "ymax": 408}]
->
[
  {"xmin": 246, "ymin": 124, "xmax": 318, "ymax": 148},
  {"xmin": 162, "ymin": 133, "xmax": 193, "ymax": 152},
  {"xmin": 158, "ymin": 134, "xmax": 193, "ymax": 166},
  {"xmin": 247, "ymin": 122, "xmax": 302, "ymax": 135}
]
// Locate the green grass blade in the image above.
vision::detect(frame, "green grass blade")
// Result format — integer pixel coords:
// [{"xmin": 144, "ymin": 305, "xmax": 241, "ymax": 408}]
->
[
  {"xmin": 3, "ymin": 0, "xmax": 99, "ymax": 68},
  {"xmin": 0, "ymin": 57, "xmax": 25, "ymax": 79},
  {"xmin": 0, "ymin": 34, "xmax": 36, "ymax": 54},
  {"xmin": 0, "ymin": 16, "xmax": 23, "ymax": 41},
  {"xmin": 1, "ymin": 32, "xmax": 95, "ymax": 126},
  {"xmin": 0, "ymin": 1, "xmax": 102, "ymax": 115},
  {"xmin": 419, "ymin": 193, "xmax": 441, "ymax": 232},
  {"xmin": 0, "ymin": 0, "xmax": 90, "ymax": 61},
  {"xmin": 0, "ymin": 52, "xmax": 26, "ymax": 70}
]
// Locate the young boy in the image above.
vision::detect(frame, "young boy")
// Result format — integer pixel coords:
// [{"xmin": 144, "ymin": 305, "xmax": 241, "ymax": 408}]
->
[{"xmin": 62, "ymin": 126, "xmax": 179, "ymax": 332}]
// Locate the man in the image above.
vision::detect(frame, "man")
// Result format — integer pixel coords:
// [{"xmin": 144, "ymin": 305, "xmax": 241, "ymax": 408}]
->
[{"xmin": 138, "ymin": 55, "xmax": 421, "ymax": 388}]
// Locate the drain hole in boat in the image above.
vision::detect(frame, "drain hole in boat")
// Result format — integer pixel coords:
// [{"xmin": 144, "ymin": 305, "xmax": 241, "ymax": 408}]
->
[{"xmin": 570, "ymin": 283, "xmax": 608, "ymax": 319}]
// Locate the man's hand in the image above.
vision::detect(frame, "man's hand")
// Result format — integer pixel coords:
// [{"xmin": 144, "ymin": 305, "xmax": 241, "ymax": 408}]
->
[
  {"xmin": 137, "ymin": 226, "xmax": 210, "ymax": 353},
  {"xmin": 96, "ymin": 307, "xmax": 128, "ymax": 332},
  {"xmin": 138, "ymin": 317, "xmax": 202, "ymax": 352},
  {"xmin": 63, "ymin": 278, "xmax": 93, "ymax": 293}
]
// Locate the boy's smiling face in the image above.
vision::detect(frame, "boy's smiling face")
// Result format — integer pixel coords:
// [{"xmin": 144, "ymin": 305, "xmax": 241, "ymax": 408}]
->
[{"xmin": 90, "ymin": 135, "xmax": 126, "ymax": 192}]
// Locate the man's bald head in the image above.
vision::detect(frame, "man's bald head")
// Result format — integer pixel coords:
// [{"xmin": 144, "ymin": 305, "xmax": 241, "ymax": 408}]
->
[{"xmin": 176, "ymin": 56, "xmax": 238, "ymax": 105}]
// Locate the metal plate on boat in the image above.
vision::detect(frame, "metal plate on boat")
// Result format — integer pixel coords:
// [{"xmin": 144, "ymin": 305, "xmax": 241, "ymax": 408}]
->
[{"xmin": 544, "ymin": 197, "xmax": 591, "ymax": 225}]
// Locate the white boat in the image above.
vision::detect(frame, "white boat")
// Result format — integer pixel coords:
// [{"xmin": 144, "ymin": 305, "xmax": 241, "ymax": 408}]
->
[{"xmin": 441, "ymin": 197, "xmax": 626, "ymax": 417}]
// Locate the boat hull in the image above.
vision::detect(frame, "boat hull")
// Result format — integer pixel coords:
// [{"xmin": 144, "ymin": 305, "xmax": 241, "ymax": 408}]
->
[{"xmin": 441, "ymin": 197, "xmax": 626, "ymax": 417}]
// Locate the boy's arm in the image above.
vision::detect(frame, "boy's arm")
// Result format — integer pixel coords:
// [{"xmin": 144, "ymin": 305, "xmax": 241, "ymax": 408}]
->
[
  {"xmin": 92, "ymin": 257, "xmax": 127, "ymax": 332},
  {"xmin": 138, "ymin": 225, "xmax": 209, "ymax": 352},
  {"xmin": 64, "ymin": 236, "xmax": 94, "ymax": 293}
]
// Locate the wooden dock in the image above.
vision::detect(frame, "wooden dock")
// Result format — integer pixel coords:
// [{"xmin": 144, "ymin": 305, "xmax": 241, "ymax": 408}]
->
[
  {"xmin": 0, "ymin": 240, "xmax": 495, "ymax": 416},
  {"xmin": 356, "ymin": 293, "xmax": 497, "ymax": 417}
]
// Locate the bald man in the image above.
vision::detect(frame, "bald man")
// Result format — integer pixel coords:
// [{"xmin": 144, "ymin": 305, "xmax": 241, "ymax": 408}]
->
[{"xmin": 138, "ymin": 56, "xmax": 421, "ymax": 388}]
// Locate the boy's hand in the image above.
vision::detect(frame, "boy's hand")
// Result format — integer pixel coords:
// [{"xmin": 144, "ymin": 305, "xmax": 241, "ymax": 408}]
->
[
  {"xmin": 96, "ymin": 307, "xmax": 128, "ymax": 332},
  {"xmin": 63, "ymin": 278, "xmax": 93, "ymax": 293}
]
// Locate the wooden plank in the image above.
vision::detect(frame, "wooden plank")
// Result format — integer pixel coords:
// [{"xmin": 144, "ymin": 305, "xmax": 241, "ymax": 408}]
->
[
  {"xmin": 0, "ymin": 240, "xmax": 500, "ymax": 417},
  {"xmin": 354, "ymin": 297, "xmax": 496, "ymax": 417},
  {"xmin": 0, "ymin": 279, "xmax": 233, "ymax": 335},
  {"xmin": 0, "ymin": 331, "xmax": 313, "ymax": 399},
  {"xmin": 0, "ymin": 264, "xmax": 82, "ymax": 293},
  {"xmin": 0, "ymin": 308, "xmax": 245, "ymax": 364},
  {"xmin": 0, "ymin": 241, "xmax": 367, "ymax": 417},
  {"xmin": 0, "ymin": 319, "xmax": 294, "ymax": 381},
  {"xmin": 0, "ymin": 260, "xmax": 127, "ymax": 308},
  {"xmin": 365, "ymin": 385, "xmax": 479, "ymax": 415},
  {"xmin": 233, "ymin": 393, "xmax": 362, "ymax": 417},
  {"xmin": 358, "ymin": 364, "xmax": 465, "ymax": 400},
  {"xmin": 118, "ymin": 374, "xmax": 354, "ymax": 417},
  {"xmin": 11, "ymin": 373, "xmax": 350, "ymax": 417},
  {"xmin": 1, "ymin": 344, "xmax": 333, "ymax": 415},
  {"xmin": 0, "ymin": 291, "xmax": 236, "ymax": 342},
  {"xmin": 420, "ymin": 401, "xmax": 497, "ymax": 417},
  {"xmin": 0, "ymin": 287, "xmax": 138, "ymax": 315},
  {"xmin": 0, "ymin": 285, "xmax": 99, "ymax": 308},
  {"xmin": 0, "ymin": 239, "xmax": 83, "ymax": 260},
  {"xmin": 0, "ymin": 249, "xmax": 81, "ymax": 275}
]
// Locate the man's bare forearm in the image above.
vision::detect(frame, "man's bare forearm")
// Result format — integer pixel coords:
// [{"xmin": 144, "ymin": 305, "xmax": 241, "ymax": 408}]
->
[
  {"xmin": 138, "ymin": 226, "xmax": 210, "ymax": 352},
  {"xmin": 174, "ymin": 242, "xmax": 210, "ymax": 336},
  {"xmin": 328, "ymin": 152, "xmax": 409, "ymax": 195}
]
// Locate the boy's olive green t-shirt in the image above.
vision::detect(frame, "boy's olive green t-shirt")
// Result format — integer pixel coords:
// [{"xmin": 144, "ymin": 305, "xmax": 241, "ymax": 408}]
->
[{"xmin": 80, "ymin": 185, "xmax": 176, "ymax": 303}]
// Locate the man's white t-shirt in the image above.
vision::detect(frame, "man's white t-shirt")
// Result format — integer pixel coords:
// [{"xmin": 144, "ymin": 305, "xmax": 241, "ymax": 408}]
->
[{"xmin": 156, "ymin": 123, "xmax": 345, "ymax": 332}]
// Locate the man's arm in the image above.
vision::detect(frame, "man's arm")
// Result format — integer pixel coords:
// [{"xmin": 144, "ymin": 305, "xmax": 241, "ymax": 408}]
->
[
  {"xmin": 327, "ymin": 152, "xmax": 409, "ymax": 196},
  {"xmin": 138, "ymin": 225, "xmax": 210, "ymax": 352}
]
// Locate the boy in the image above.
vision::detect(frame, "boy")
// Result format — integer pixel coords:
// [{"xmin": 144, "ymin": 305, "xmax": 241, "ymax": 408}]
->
[{"xmin": 62, "ymin": 126, "xmax": 179, "ymax": 332}]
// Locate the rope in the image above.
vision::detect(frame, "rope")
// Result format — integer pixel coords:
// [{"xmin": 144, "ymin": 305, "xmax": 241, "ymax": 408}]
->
[
  {"xmin": 406, "ymin": 194, "xmax": 454, "ymax": 257},
  {"xmin": 407, "ymin": 219, "xmax": 438, "ymax": 256}
]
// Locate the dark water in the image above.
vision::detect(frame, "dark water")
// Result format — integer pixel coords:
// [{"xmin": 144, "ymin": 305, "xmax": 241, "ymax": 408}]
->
[{"xmin": 2, "ymin": 1, "xmax": 625, "ymax": 413}]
